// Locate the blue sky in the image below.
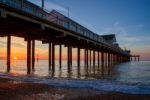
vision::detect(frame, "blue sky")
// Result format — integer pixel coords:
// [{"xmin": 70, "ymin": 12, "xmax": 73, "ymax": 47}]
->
[
  {"xmin": 28, "ymin": 0, "xmax": 150, "ymax": 60},
  {"xmin": 32, "ymin": 0, "xmax": 150, "ymax": 60}
]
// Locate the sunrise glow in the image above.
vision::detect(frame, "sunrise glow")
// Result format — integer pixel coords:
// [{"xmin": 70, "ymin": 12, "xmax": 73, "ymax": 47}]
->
[{"xmin": 13, "ymin": 57, "xmax": 17, "ymax": 60}]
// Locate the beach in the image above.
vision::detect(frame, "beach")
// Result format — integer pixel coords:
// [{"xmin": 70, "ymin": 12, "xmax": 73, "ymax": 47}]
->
[{"xmin": 0, "ymin": 77, "xmax": 150, "ymax": 100}]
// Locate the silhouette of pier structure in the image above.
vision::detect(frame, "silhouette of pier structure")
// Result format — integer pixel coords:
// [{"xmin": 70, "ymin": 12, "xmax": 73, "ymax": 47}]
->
[
  {"xmin": 131, "ymin": 55, "xmax": 140, "ymax": 61},
  {"xmin": 0, "ymin": 0, "xmax": 136, "ymax": 74}
]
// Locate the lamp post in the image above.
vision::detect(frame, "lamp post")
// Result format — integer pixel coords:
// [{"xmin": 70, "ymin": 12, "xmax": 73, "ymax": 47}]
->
[{"xmin": 42, "ymin": 0, "xmax": 44, "ymax": 9}]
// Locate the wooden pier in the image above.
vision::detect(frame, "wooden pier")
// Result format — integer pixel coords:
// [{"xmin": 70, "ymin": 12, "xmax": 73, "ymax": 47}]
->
[{"xmin": 0, "ymin": 0, "xmax": 134, "ymax": 74}]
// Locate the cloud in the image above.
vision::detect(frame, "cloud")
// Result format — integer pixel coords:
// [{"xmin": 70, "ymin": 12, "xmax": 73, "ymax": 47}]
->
[
  {"xmin": 0, "ymin": 41, "xmax": 6, "ymax": 44},
  {"xmin": 0, "ymin": 44, "xmax": 5, "ymax": 47},
  {"xmin": 99, "ymin": 22, "xmax": 150, "ymax": 60},
  {"xmin": 0, "ymin": 40, "xmax": 26, "ymax": 48},
  {"xmin": 12, "ymin": 42, "xmax": 26, "ymax": 48},
  {"xmin": 101, "ymin": 22, "xmax": 144, "ymax": 36},
  {"xmin": 100, "ymin": 22, "xmax": 147, "ymax": 44}
]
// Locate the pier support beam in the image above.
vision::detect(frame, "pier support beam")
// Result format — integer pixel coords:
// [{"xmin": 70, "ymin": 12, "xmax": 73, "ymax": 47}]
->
[
  {"xmin": 93, "ymin": 50, "xmax": 95, "ymax": 70},
  {"xmin": 86, "ymin": 49, "xmax": 89, "ymax": 68},
  {"xmin": 7, "ymin": 35, "xmax": 11, "ymax": 72},
  {"xmin": 77, "ymin": 47, "xmax": 81, "ymax": 77},
  {"xmin": 93, "ymin": 50, "xmax": 95, "ymax": 73},
  {"xmin": 113, "ymin": 54, "xmax": 115, "ymax": 64},
  {"xmin": 27, "ymin": 38, "xmax": 31, "ymax": 74},
  {"xmin": 84, "ymin": 49, "xmax": 87, "ymax": 66},
  {"xmin": 89, "ymin": 50, "xmax": 91, "ymax": 66},
  {"xmin": 105, "ymin": 53, "xmax": 107, "ymax": 65},
  {"xmin": 52, "ymin": 43, "xmax": 55, "ymax": 72},
  {"xmin": 70, "ymin": 46, "xmax": 72, "ymax": 66},
  {"xmin": 98, "ymin": 51, "xmax": 100, "ymax": 68},
  {"xmin": 49, "ymin": 43, "xmax": 51, "ymax": 71},
  {"xmin": 59, "ymin": 45, "xmax": 62, "ymax": 70},
  {"xmin": 101, "ymin": 52, "xmax": 104, "ymax": 74},
  {"xmin": 77, "ymin": 47, "xmax": 80, "ymax": 69},
  {"xmin": 68, "ymin": 46, "xmax": 72, "ymax": 73},
  {"xmin": 108, "ymin": 52, "xmax": 110, "ymax": 65},
  {"xmin": 32, "ymin": 40, "xmax": 35, "ymax": 71},
  {"xmin": 111, "ymin": 53, "xmax": 113, "ymax": 64}
]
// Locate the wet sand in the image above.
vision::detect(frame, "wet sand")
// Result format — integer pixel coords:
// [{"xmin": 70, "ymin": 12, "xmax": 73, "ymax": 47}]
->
[{"xmin": 0, "ymin": 77, "xmax": 150, "ymax": 100}]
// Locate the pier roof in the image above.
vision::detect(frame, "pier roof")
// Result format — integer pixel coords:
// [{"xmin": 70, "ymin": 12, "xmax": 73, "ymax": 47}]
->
[{"xmin": 101, "ymin": 34, "xmax": 117, "ymax": 44}]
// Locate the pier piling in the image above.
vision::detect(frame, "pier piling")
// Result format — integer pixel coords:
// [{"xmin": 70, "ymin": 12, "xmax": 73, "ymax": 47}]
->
[
  {"xmin": 7, "ymin": 35, "xmax": 11, "ymax": 72},
  {"xmin": 52, "ymin": 43, "xmax": 55, "ymax": 72},
  {"xmin": 32, "ymin": 40, "xmax": 35, "ymax": 71},
  {"xmin": 49, "ymin": 43, "xmax": 52, "ymax": 71},
  {"xmin": 77, "ymin": 47, "xmax": 80, "ymax": 70},
  {"xmin": 59, "ymin": 45, "xmax": 62, "ymax": 70},
  {"xmin": 27, "ymin": 37, "xmax": 31, "ymax": 74},
  {"xmin": 68, "ymin": 46, "xmax": 72, "ymax": 73},
  {"xmin": 98, "ymin": 51, "xmax": 100, "ymax": 68}
]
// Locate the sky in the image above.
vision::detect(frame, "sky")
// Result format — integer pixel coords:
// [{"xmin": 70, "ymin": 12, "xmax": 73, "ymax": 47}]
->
[{"xmin": 0, "ymin": 0, "xmax": 150, "ymax": 60}]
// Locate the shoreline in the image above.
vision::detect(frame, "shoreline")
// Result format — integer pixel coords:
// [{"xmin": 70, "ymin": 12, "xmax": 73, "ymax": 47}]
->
[{"xmin": 0, "ymin": 77, "xmax": 150, "ymax": 100}]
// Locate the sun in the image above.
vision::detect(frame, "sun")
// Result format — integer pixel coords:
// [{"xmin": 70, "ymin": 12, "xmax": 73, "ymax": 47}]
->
[{"xmin": 13, "ymin": 57, "xmax": 17, "ymax": 60}]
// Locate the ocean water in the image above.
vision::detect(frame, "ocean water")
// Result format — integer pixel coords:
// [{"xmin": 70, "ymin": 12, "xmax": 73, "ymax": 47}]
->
[{"xmin": 0, "ymin": 60, "xmax": 150, "ymax": 94}]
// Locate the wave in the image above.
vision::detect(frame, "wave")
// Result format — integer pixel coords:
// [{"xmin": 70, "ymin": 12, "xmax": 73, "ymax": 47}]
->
[{"xmin": 0, "ymin": 73, "xmax": 150, "ymax": 94}]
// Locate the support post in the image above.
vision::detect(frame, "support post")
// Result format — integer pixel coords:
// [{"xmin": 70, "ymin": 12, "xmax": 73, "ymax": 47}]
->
[
  {"xmin": 101, "ymin": 52, "xmax": 104, "ymax": 75},
  {"xmin": 93, "ymin": 50, "xmax": 95, "ymax": 67},
  {"xmin": 111, "ymin": 53, "xmax": 113, "ymax": 64},
  {"xmin": 7, "ymin": 35, "xmax": 11, "ymax": 72},
  {"xmin": 67, "ymin": 46, "xmax": 70, "ymax": 72},
  {"xmin": 84, "ymin": 49, "xmax": 87, "ymax": 66},
  {"xmin": 90, "ymin": 50, "xmax": 91, "ymax": 66},
  {"xmin": 101, "ymin": 52, "xmax": 104, "ymax": 66},
  {"xmin": 59, "ymin": 45, "xmax": 62, "ymax": 70},
  {"xmin": 49, "ymin": 43, "xmax": 51, "ymax": 71},
  {"xmin": 67, "ymin": 46, "xmax": 72, "ymax": 73},
  {"xmin": 105, "ymin": 53, "xmax": 107, "ymax": 65},
  {"xmin": 52, "ymin": 43, "xmax": 55, "ymax": 72},
  {"xmin": 108, "ymin": 52, "xmax": 110, "ymax": 65},
  {"xmin": 27, "ymin": 38, "xmax": 31, "ymax": 74},
  {"xmin": 70, "ymin": 46, "xmax": 72, "ymax": 66},
  {"xmin": 98, "ymin": 51, "xmax": 100, "ymax": 68},
  {"xmin": 32, "ymin": 40, "xmax": 35, "ymax": 71},
  {"xmin": 87, "ymin": 49, "xmax": 88, "ymax": 68},
  {"xmin": 77, "ymin": 47, "xmax": 80, "ymax": 69}
]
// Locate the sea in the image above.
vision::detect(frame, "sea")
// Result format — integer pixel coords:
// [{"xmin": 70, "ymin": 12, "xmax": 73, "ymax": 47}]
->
[{"xmin": 0, "ymin": 60, "xmax": 150, "ymax": 94}]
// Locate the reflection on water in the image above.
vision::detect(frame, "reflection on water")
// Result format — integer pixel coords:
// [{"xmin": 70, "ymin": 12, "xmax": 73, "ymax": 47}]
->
[
  {"xmin": 0, "ymin": 60, "xmax": 150, "ymax": 84},
  {"xmin": 0, "ymin": 60, "xmax": 115, "ymax": 78}
]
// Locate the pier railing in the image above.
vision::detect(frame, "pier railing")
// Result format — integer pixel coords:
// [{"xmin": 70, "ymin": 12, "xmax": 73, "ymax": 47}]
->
[{"xmin": 0, "ymin": 0, "xmax": 128, "ymax": 55}]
